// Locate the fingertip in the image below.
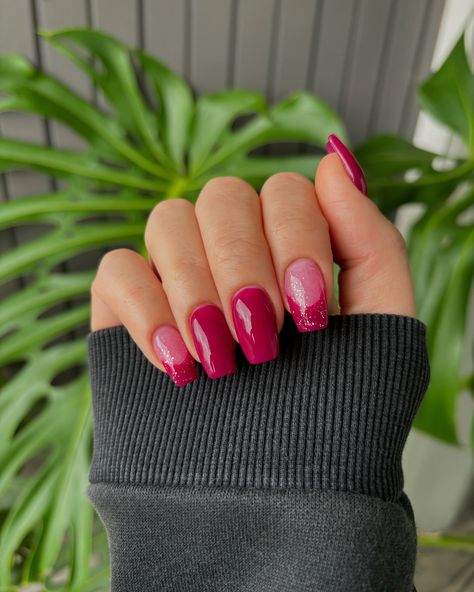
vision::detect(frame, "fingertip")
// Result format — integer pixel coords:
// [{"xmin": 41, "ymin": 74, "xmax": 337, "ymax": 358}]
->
[
  {"xmin": 316, "ymin": 153, "xmax": 369, "ymax": 208},
  {"xmin": 325, "ymin": 134, "xmax": 368, "ymax": 195}
]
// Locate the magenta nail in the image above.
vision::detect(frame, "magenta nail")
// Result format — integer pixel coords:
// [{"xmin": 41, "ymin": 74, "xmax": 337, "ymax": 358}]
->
[
  {"xmin": 190, "ymin": 304, "xmax": 236, "ymax": 379},
  {"xmin": 326, "ymin": 133, "xmax": 368, "ymax": 195},
  {"xmin": 151, "ymin": 325, "xmax": 198, "ymax": 386},
  {"xmin": 284, "ymin": 258, "xmax": 328, "ymax": 332},
  {"xmin": 231, "ymin": 286, "xmax": 279, "ymax": 364}
]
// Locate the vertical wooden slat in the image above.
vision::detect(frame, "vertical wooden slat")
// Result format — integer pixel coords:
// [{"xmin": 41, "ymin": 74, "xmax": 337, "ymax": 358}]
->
[
  {"xmin": 142, "ymin": 0, "xmax": 187, "ymax": 76},
  {"xmin": 367, "ymin": 0, "xmax": 427, "ymax": 136},
  {"xmin": 0, "ymin": 0, "xmax": 50, "ymax": 199},
  {"xmin": 232, "ymin": 0, "xmax": 277, "ymax": 92},
  {"xmin": 311, "ymin": 0, "xmax": 357, "ymax": 113},
  {"xmin": 398, "ymin": 0, "xmax": 446, "ymax": 137},
  {"xmin": 91, "ymin": 0, "xmax": 139, "ymax": 45},
  {"xmin": 91, "ymin": 0, "xmax": 139, "ymax": 109},
  {"xmin": 189, "ymin": 0, "xmax": 233, "ymax": 93},
  {"xmin": 268, "ymin": 0, "xmax": 319, "ymax": 102},
  {"xmin": 37, "ymin": 0, "xmax": 91, "ymax": 150},
  {"xmin": 339, "ymin": 0, "xmax": 393, "ymax": 145}
]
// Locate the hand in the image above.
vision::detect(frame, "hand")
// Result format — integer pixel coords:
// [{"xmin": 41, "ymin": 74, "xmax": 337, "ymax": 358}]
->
[{"xmin": 91, "ymin": 135, "xmax": 416, "ymax": 386}]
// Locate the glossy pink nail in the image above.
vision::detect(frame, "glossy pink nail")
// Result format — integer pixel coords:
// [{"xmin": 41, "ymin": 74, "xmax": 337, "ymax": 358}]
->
[
  {"xmin": 152, "ymin": 325, "xmax": 197, "ymax": 386},
  {"xmin": 231, "ymin": 286, "xmax": 279, "ymax": 364},
  {"xmin": 284, "ymin": 258, "xmax": 328, "ymax": 332},
  {"xmin": 190, "ymin": 304, "xmax": 236, "ymax": 379},
  {"xmin": 326, "ymin": 133, "xmax": 368, "ymax": 195}
]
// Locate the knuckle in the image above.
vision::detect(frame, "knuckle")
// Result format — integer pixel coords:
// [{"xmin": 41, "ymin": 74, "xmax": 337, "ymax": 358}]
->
[
  {"xmin": 196, "ymin": 176, "xmax": 254, "ymax": 215},
  {"xmin": 162, "ymin": 255, "xmax": 208, "ymax": 291},
  {"xmin": 269, "ymin": 211, "xmax": 323, "ymax": 241},
  {"xmin": 96, "ymin": 248, "xmax": 137, "ymax": 277},
  {"xmin": 122, "ymin": 281, "xmax": 154, "ymax": 304},
  {"xmin": 213, "ymin": 231, "xmax": 264, "ymax": 267},
  {"xmin": 145, "ymin": 198, "xmax": 193, "ymax": 244},
  {"xmin": 261, "ymin": 171, "xmax": 310, "ymax": 194}
]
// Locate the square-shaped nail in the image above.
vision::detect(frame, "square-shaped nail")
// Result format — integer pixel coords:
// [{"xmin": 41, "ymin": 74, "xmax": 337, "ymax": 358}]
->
[
  {"xmin": 284, "ymin": 258, "xmax": 328, "ymax": 332},
  {"xmin": 190, "ymin": 304, "xmax": 236, "ymax": 379},
  {"xmin": 152, "ymin": 325, "xmax": 198, "ymax": 386},
  {"xmin": 231, "ymin": 286, "xmax": 279, "ymax": 364}
]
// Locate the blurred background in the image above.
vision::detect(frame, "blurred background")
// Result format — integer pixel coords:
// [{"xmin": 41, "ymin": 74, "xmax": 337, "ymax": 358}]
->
[{"xmin": 0, "ymin": 0, "xmax": 473, "ymax": 590}]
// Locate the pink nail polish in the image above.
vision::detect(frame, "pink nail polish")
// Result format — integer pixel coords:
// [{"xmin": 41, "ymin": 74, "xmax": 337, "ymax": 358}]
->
[
  {"xmin": 190, "ymin": 304, "xmax": 236, "ymax": 379},
  {"xmin": 231, "ymin": 286, "xmax": 279, "ymax": 364},
  {"xmin": 284, "ymin": 258, "xmax": 328, "ymax": 332},
  {"xmin": 151, "ymin": 325, "xmax": 198, "ymax": 386},
  {"xmin": 326, "ymin": 133, "xmax": 368, "ymax": 195}
]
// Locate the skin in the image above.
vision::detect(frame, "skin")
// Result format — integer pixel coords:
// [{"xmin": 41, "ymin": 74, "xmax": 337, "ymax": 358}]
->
[{"xmin": 90, "ymin": 154, "xmax": 417, "ymax": 374}]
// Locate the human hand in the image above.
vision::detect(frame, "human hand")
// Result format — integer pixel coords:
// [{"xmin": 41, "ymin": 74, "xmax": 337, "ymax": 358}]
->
[{"xmin": 90, "ymin": 134, "xmax": 416, "ymax": 386}]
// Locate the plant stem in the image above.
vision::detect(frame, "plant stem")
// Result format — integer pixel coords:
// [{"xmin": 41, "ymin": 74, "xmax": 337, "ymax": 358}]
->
[{"xmin": 418, "ymin": 532, "xmax": 474, "ymax": 552}]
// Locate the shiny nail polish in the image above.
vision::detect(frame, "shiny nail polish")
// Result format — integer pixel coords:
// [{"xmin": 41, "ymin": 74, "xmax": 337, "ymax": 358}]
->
[
  {"xmin": 190, "ymin": 304, "xmax": 236, "ymax": 379},
  {"xmin": 284, "ymin": 258, "xmax": 328, "ymax": 332},
  {"xmin": 326, "ymin": 133, "xmax": 368, "ymax": 195},
  {"xmin": 152, "ymin": 325, "xmax": 198, "ymax": 386},
  {"xmin": 231, "ymin": 286, "xmax": 279, "ymax": 364}
]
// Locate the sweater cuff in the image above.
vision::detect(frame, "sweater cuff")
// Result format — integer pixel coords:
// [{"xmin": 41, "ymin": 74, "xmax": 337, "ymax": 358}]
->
[{"xmin": 87, "ymin": 313, "xmax": 430, "ymax": 501}]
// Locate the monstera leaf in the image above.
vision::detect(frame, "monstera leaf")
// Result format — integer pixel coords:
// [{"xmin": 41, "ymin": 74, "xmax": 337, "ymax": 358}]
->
[
  {"xmin": 357, "ymin": 30, "xmax": 474, "ymax": 447},
  {"xmin": 0, "ymin": 28, "xmax": 347, "ymax": 589}
]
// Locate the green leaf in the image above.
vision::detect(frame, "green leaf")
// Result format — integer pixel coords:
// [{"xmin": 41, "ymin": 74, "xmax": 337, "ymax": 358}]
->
[
  {"xmin": 0, "ymin": 458, "xmax": 59, "ymax": 584},
  {"xmin": 42, "ymin": 28, "xmax": 173, "ymax": 168},
  {"xmin": 408, "ymin": 191, "xmax": 474, "ymax": 443},
  {"xmin": 136, "ymin": 51, "xmax": 194, "ymax": 173},
  {"xmin": 0, "ymin": 272, "xmax": 92, "ymax": 329},
  {"xmin": 355, "ymin": 135, "xmax": 438, "ymax": 176},
  {"xmin": 0, "ymin": 222, "xmax": 143, "ymax": 284},
  {"xmin": 0, "ymin": 190, "xmax": 152, "ymax": 229},
  {"xmin": 214, "ymin": 154, "xmax": 321, "ymax": 188},
  {"xmin": 0, "ymin": 304, "xmax": 90, "ymax": 364},
  {"xmin": 419, "ymin": 34, "xmax": 474, "ymax": 152},
  {"xmin": 33, "ymin": 380, "xmax": 91, "ymax": 578},
  {"xmin": 0, "ymin": 138, "xmax": 169, "ymax": 191},
  {"xmin": 415, "ymin": 229, "xmax": 474, "ymax": 442},
  {"xmin": 355, "ymin": 135, "xmax": 474, "ymax": 211},
  {"xmin": 0, "ymin": 53, "xmax": 170, "ymax": 178},
  {"xmin": 194, "ymin": 92, "xmax": 347, "ymax": 178},
  {"xmin": 188, "ymin": 89, "xmax": 267, "ymax": 175}
]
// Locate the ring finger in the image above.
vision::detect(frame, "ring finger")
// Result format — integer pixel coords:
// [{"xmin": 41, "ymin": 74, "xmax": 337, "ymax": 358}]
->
[
  {"xmin": 195, "ymin": 176, "xmax": 284, "ymax": 365},
  {"xmin": 260, "ymin": 172, "xmax": 335, "ymax": 331}
]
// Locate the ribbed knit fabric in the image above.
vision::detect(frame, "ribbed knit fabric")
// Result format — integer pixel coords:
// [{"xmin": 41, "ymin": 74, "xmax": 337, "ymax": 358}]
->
[
  {"xmin": 88, "ymin": 313, "xmax": 429, "ymax": 500},
  {"xmin": 87, "ymin": 312, "xmax": 430, "ymax": 592}
]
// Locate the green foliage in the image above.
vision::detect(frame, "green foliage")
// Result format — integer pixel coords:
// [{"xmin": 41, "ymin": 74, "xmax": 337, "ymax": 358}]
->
[
  {"xmin": 0, "ymin": 28, "xmax": 346, "ymax": 589},
  {"xmin": 0, "ymin": 25, "xmax": 473, "ymax": 589},
  {"xmin": 355, "ymin": 32, "xmax": 474, "ymax": 446}
]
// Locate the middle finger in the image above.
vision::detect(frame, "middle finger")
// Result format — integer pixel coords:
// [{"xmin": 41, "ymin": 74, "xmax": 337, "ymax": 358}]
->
[{"xmin": 195, "ymin": 176, "xmax": 283, "ymax": 365}]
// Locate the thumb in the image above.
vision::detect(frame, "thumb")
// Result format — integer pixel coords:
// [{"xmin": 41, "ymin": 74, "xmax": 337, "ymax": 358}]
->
[{"xmin": 315, "ymin": 136, "xmax": 416, "ymax": 317}]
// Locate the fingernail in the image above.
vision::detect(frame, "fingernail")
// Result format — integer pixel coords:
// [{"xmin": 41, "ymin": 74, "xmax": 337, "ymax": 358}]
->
[
  {"xmin": 231, "ymin": 286, "xmax": 279, "ymax": 364},
  {"xmin": 152, "ymin": 325, "xmax": 198, "ymax": 386},
  {"xmin": 284, "ymin": 258, "xmax": 328, "ymax": 332},
  {"xmin": 326, "ymin": 133, "xmax": 368, "ymax": 195},
  {"xmin": 190, "ymin": 304, "xmax": 236, "ymax": 379}
]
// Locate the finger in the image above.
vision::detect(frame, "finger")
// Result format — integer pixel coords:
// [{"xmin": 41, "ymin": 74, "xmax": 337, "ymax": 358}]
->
[
  {"xmin": 91, "ymin": 248, "xmax": 198, "ymax": 386},
  {"xmin": 315, "ymin": 148, "xmax": 416, "ymax": 317},
  {"xmin": 145, "ymin": 198, "xmax": 237, "ymax": 380},
  {"xmin": 260, "ymin": 172, "xmax": 335, "ymax": 332},
  {"xmin": 195, "ymin": 176, "xmax": 282, "ymax": 364},
  {"xmin": 90, "ymin": 288, "xmax": 121, "ymax": 330}
]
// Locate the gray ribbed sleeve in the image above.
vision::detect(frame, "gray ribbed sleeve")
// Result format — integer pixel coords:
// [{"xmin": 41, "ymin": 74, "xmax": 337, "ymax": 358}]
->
[{"xmin": 87, "ymin": 313, "xmax": 430, "ymax": 592}]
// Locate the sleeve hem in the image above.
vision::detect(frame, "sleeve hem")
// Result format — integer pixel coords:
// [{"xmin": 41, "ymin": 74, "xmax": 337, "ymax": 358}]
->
[{"xmin": 87, "ymin": 313, "xmax": 430, "ymax": 501}]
